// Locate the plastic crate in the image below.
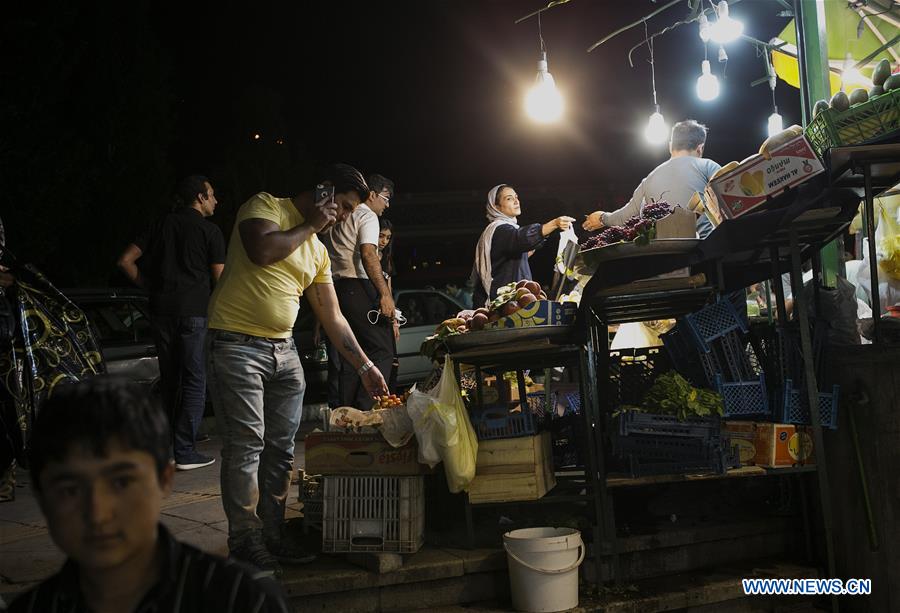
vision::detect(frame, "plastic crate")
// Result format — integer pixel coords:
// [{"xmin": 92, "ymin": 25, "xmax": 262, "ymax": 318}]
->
[
  {"xmin": 613, "ymin": 433, "xmax": 721, "ymax": 461},
  {"xmin": 804, "ymin": 88, "xmax": 900, "ymax": 158},
  {"xmin": 322, "ymin": 475, "xmax": 425, "ymax": 553},
  {"xmin": 623, "ymin": 444, "xmax": 737, "ymax": 477},
  {"xmin": 470, "ymin": 403, "xmax": 536, "ymax": 440},
  {"xmin": 685, "ymin": 300, "xmax": 748, "ymax": 352},
  {"xmin": 780, "ymin": 379, "xmax": 839, "ymax": 430},
  {"xmin": 526, "ymin": 391, "xmax": 558, "ymax": 426},
  {"xmin": 661, "ymin": 321, "xmax": 707, "ymax": 387},
  {"xmin": 614, "ymin": 410, "xmax": 722, "ymax": 439},
  {"xmin": 717, "ymin": 373, "xmax": 771, "ymax": 418},
  {"xmin": 609, "ymin": 347, "xmax": 670, "ymax": 408}
]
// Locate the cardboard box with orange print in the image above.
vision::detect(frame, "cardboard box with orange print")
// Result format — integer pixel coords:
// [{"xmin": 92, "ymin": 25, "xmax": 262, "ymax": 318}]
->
[{"xmin": 725, "ymin": 421, "xmax": 815, "ymax": 468}]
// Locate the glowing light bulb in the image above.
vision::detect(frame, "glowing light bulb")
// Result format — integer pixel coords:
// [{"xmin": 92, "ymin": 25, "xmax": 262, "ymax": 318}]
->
[
  {"xmin": 698, "ymin": 14, "xmax": 711, "ymax": 43},
  {"xmin": 710, "ymin": 1, "xmax": 743, "ymax": 44},
  {"xmin": 645, "ymin": 110, "xmax": 669, "ymax": 145},
  {"xmin": 696, "ymin": 60, "xmax": 720, "ymax": 102},
  {"xmin": 525, "ymin": 52, "xmax": 564, "ymax": 123},
  {"xmin": 767, "ymin": 112, "xmax": 784, "ymax": 137},
  {"xmin": 841, "ymin": 53, "xmax": 871, "ymax": 90}
]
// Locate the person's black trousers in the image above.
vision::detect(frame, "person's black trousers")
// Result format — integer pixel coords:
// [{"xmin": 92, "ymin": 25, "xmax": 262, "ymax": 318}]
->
[{"xmin": 333, "ymin": 278, "xmax": 393, "ymax": 409}]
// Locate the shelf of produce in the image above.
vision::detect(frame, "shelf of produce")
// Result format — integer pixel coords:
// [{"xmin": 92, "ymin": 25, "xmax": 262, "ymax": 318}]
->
[{"xmin": 605, "ymin": 464, "xmax": 817, "ymax": 488}]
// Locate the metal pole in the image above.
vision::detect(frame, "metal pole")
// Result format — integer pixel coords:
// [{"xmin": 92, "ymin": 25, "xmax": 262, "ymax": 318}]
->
[{"xmin": 863, "ymin": 164, "xmax": 881, "ymax": 343}]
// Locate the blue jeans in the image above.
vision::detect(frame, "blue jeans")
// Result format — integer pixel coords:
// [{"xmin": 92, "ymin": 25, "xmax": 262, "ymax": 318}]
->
[
  {"xmin": 206, "ymin": 330, "xmax": 306, "ymax": 547},
  {"xmin": 151, "ymin": 314, "xmax": 207, "ymax": 462}
]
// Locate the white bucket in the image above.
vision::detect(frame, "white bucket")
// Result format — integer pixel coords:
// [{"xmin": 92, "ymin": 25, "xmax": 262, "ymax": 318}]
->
[{"xmin": 503, "ymin": 527, "xmax": 584, "ymax": 612}]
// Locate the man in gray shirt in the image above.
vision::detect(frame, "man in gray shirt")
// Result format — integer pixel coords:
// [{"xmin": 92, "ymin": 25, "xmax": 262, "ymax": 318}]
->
[{"xmin": 584, "ymin": 119, "xmax": 720, "ymax": 239}]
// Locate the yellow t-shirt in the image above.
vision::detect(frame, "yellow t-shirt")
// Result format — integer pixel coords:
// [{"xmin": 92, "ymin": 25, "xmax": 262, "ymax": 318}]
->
[{"xmin": 208, "ymin": 193, "xmax": 332, "ymax": 338}]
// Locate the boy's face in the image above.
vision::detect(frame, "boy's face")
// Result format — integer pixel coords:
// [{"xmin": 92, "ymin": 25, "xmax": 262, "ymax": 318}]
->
[{"xmin": 36, "ymin": 439, "xmax": 174, "ymax": 572}]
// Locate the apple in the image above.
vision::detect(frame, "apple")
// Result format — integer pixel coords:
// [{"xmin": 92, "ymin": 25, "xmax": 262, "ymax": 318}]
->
[
  {"xmin": 515, "ymin": 280, "xmax": 529, "ymax": 289},
  {"xmin": 515, "ymin": 287, "xmax": 533, "ymax": 300},
  {"xmin": 518, "ymin": 293, "xmax": 537, "ymax": 307},
  {"xmin": 525, "ymin": 281, "xmax": 541, "ymax": 296},
  {"xmin": 471, "ymin": 313, "xmax": 488, "ymax": 330},
  {"xmin": 474, "ymin": 307, "xmax": 490, "ymax": 317}
]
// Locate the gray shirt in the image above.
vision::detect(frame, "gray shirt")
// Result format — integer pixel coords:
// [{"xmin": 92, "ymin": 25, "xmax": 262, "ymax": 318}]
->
[{"xmin": 603, "ymin": 156, "xmax": 721, "ymax": 238}]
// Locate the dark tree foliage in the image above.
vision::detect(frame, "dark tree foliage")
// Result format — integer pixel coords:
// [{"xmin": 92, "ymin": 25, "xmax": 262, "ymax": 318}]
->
[{"xmin": 0, "ymin": 2, "xmax": 174, "ymax": 286}]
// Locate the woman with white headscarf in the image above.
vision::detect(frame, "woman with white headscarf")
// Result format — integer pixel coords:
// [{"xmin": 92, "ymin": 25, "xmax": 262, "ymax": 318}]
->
[{"xmin": 472, "ymin": 184, "xmax": 574, "ymax": 308}]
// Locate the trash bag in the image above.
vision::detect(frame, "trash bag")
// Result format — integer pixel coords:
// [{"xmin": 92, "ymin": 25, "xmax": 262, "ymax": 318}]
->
[
  {"xmin": 406, "ymin": 356, "xmax": 478, "ymax": 493},
  {"xmin": 799, "ymin": 276, "xmax": 860, "ymax": 346}
]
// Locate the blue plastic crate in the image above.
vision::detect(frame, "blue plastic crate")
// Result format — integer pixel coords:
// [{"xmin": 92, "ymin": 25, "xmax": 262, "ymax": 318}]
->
[
  {"xmin": 526, "ymin": 391, "xmax": 558, "ymax": 426},
  {"xmin": 716, "ymin": 373, "xmax": 771, "ymax": 418},
  {"xmin": 623, "ymin": 444, "xmax": 735, "ymax": 477},
  {"xmin": 780, "ymin": 380, "xmax": 839, "ymax": 430},
  {"xmin": 661, "ymin": 322, "xmax": 707, "ymax": 387},
  {"xmin": 685, "ymin": 299, "xmax": 748, "ymax": 352},
  {"xmin": 613, "ymin": 433, "xmax": 720, "ymax": 461},
  {"xmin": 615, "ymin": 411, "xmax": 722, "ymax": 439},
  {"xmin": 470, "ymin": 404, "xmax": 536, "ymax": 440}
]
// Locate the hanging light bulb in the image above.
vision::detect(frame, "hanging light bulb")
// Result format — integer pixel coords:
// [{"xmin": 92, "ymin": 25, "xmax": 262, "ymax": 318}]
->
[
  {"xmin": 525, "ymin": 51, "xmax": 564, "ymax": 123},
  {"xmin": 710, "ymin": 1, "xmax": 744, "ymax": 44},
  {"xmin": 841, "ymin": 52, "xmax": 870, "ymax": 90},
  {"xmin": 645, "ymin": 107, "xmax": 669, "ymax": 145},
  {"xmin": 696, "ymin": 60, "xmax": 720, "ymax": 101},
  {"xmin": 767, "ymin": 112, "xmax": 784, "ymax": 137},
  {"xmin": 698, "ymin": 14, "xmax": 711, "ymax": 43}
]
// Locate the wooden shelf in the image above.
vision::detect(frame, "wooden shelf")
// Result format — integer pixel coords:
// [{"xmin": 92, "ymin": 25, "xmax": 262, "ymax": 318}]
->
[{"xmin": 606, "ymin": 464, "xmax": 817, "ymax": 488}]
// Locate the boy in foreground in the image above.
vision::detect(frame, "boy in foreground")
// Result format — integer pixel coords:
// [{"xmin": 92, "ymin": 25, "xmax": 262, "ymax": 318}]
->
[{"xmin": 8, "ymin": 378, "xmax": 288, "ymax": 613}]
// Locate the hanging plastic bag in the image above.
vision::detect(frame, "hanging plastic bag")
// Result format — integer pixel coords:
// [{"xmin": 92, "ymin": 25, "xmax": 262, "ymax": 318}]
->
[
  {"xmin": 405, "ymin": 356, "xmax": 478, "ymax": 493},
  {"xmin": 875, "ymin": 191, "xmax": 900, "ymax": 281}
]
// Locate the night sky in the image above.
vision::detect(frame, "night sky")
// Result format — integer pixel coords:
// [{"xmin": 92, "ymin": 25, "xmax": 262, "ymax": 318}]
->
[{"xmin": 3, "ymin": 1, "xmax": 799, "ymax": 285}]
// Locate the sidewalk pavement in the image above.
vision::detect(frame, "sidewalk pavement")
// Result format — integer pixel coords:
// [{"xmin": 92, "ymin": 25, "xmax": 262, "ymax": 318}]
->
[{"xmin": 0, "ymin": 434, "xmax": 306, "ymax": 603}]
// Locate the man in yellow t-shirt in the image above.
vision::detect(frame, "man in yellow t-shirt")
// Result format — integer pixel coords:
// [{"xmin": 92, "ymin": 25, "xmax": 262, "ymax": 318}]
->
[{"xmin": 206, "ymin": 163, "xmax": 388, "ymax": 576}]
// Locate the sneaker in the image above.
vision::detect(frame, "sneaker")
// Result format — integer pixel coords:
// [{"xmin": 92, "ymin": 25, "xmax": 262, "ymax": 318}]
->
[
  {"xmin": 230, "ymin": 540, "xmax": 282, "ymax": 578},
  {"xmin": 174, "ymin": 452, "xmax": 215, "ymax": 471},
  {"xmin": 195, "ymin": 432, "xmax": 211, "ymax": 443},
  {"xmin": 266, "ymin": 536, "xmax": 317, "ymax": 564}
]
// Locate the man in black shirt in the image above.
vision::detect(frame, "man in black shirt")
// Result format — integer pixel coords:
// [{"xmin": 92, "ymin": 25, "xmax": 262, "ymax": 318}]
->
[
  {"xmin": 117, "ymin": 176, "xmax": 226, "ymax": 470},
  {"xmin": 8, "ymin": 378, "xmax": 288, "ymax": 613}
]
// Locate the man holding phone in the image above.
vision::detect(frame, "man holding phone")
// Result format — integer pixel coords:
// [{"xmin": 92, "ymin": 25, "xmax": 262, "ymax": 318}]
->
[
  {"xmin": 206, "ymin": 163, "xmax": 388, "ymax": 576},
  {"xmin": 319, "ymin": 174, "xmax": 396, "ymax": 410}
]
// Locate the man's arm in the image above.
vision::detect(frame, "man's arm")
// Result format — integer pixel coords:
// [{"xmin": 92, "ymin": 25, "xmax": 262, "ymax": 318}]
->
[
  {"xmin": 116, "ymin": 243, "xmax": 144, "ymax": 288},
  {"xmin": 306, "ymin": 282, "xmax": 388, "ymax": 397},
  {"xmin": 239, "ymin": 197, "xmax": 337, "ymax": 267},
  {"xmin": 360, "ymin": 243, "xmax": 395, "ymax": 319},
  {"xmin": 210, "ymin": 263, "xmax": 224, "ymax": 282},
  {"xmin": 583, "ymin": 181, "xmax": 646, "ymax": 231}
]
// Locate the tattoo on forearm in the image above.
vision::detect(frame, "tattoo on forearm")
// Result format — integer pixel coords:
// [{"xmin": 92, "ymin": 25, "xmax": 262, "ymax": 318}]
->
[{"xmin": 342, "ymin": 332, "xmax": 362, "ymax": 361}]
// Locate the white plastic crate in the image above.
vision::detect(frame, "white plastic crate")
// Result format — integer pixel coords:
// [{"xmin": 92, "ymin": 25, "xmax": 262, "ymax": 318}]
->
[{"xmin": 322, "ymin": 475, "xmax": 424, "ymax": 553}]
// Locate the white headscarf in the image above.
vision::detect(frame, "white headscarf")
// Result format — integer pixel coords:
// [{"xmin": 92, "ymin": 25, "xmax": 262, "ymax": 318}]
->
[{"xmin": 474, "ymin": 184, "xmax": 519, "ymax": 304}]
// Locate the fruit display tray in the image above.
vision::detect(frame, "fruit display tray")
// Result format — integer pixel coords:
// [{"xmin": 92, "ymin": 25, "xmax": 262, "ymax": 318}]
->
[
  {"xmin": 444, "ymin": 324, "xmax": 574, "ymax": 351},
  {"xmin": 579, "ymin": 238, "xmax": 700, "ymax": 267}
]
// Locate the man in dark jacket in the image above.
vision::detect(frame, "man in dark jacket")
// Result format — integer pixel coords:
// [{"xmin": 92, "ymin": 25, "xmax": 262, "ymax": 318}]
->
[{"xmin": 117, "ymin": 176, "xmax": 226, "ymax": 470}]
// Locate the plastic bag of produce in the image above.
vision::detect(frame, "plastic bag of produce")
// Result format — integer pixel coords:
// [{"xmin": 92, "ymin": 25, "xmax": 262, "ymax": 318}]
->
[{"xmin": 406, "ymin": 356, "xmax": 478, "ymax": 492}]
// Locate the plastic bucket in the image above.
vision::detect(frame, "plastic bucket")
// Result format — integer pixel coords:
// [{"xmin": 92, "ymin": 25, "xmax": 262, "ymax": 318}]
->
[{"xmin": 503, "ymin": 527, "xmax": 584, "ymax": 612}]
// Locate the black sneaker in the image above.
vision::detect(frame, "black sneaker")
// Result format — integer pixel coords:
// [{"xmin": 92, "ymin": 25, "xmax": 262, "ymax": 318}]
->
[
  {"xmin": 266, "ymin": 536, "xmax": 317, "ymax": 564},
  {"xmin": 174, "ymin": 452, "xmax": 215, "ymax": 471},
  {"xmin": 230, "ymin": 540, "xmax": 282, "ymax": 578}
]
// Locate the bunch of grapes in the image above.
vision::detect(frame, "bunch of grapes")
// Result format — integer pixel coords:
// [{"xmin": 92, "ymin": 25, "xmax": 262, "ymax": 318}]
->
[
  {"xmin": 641, "ymin": 200, "xmax": 674, "ymax": 221},
  {"xmin": 580, "ymin": 231, "xmax": 605, "ymax": 249},
  {"xmin": 598, "ymin": 225, "xmax": 631, "ymax": 244}
]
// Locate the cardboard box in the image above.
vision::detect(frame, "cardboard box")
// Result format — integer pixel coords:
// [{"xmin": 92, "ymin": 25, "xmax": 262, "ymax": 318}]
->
[
  {"xmin": 304, "ymin": 432, "xmax": 432, "ymax": 476},
  {"xmin": 724, "ymin": 421, "xmax": 759, "ymax": 465},
  {"xmin": 755, "ymin": 423, "xmax": 815, "ymax": 468},
  {"xmin": 487, "ymin": 300, "xmax": 576, "ymax": 330},
  {"xmin": 468, "ymin": 432, "xmax": 555, "ymax": 504},
  {"xmin": 708, "ymin": 135, "xmax": 824, "ymax": 220}
]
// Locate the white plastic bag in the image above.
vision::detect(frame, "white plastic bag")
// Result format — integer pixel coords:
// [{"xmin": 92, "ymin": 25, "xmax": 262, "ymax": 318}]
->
[{"xmin": 405, "ymin": 356, "xmax": 478, "ymax": 493}]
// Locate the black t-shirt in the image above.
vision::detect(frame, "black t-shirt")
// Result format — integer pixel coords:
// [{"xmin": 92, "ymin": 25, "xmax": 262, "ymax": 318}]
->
[
  {"xmin": 8, "ymin": 525, "xmax": 289, "ymax": 613},
  {"xmin": 135, "ymin": 208, "xmax": 226, "ymax": 317}
]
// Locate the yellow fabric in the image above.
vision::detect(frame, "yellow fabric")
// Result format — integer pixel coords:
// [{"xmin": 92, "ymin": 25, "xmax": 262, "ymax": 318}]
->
[{"xmin": 208, "ymin": 192, "xmax": 332, "ymax": 338}]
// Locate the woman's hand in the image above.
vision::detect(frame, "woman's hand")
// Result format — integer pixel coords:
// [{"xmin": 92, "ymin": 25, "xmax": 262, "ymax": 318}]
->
[
  {"xmin": 583, "ymin": 211, "xmax": 604, "ymax": 232},
  {"xmin": 542, "ymin": 216, "xmax": 576, "ymax": 236}
]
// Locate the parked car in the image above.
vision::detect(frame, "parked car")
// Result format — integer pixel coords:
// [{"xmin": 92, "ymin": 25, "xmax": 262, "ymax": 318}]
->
[{"xmin": 394, "ymin": 288, "xmax": 466, "ymax": 387}]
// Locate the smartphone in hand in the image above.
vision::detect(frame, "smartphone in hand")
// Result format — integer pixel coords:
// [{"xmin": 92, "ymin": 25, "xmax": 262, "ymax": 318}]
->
[{"xmin": 314, "ymin": 184, "xmax": 335, "ymax": 203}]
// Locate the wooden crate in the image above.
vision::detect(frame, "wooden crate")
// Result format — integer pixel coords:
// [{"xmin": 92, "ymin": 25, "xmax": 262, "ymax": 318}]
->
[{"xmin": 468, "ymin": 432, "xmax": 555, "ymax": 504}]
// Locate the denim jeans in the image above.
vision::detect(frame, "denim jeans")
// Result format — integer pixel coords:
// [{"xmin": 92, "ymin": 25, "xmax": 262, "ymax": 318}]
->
[
  {"xmin": 151, "ymin": 314, "xmax": 207, "ymax": 462},
  {"xmin": 206, "ymin": 329, "xmax": 305, "ymax": 548}
]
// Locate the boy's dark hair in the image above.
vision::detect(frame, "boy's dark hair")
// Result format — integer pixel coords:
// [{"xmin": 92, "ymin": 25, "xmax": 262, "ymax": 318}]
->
[
  {"xmin": 319, "ymin": 164, "xmax": 369, "ymax": 202},
  {"xmin": 173, "ymin": 175, "xmax": 211, "ymax": 208},
  {"xmin": 29, "ymin": 377, "xmax": 172, "ymax": 491},
  {"xmin": 367, "ymin": 174, "xmax": 395, "ymax": 199},
  {"xmin": 379, "ymin": 217, "xmax": 395, "ymax": 277},
  {"xmin": 670, "ymin": 120, "xmax": 708, "ymax": 152}
]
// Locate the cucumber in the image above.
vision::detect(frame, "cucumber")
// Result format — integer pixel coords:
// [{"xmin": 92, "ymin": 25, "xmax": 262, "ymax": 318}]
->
[
  {"xmin": 813, "ymin": 99, "xmax": 830, "ymax": 117},
  {"xmin": 830, "ymin": 91, "xmax": 850, "ymax": 112},
  {"xmin": 885, "ymin": 74, "xmax": 900, "ymax": 92},
  {"xmin": 872, "ymin": 58, "xmax": 891, "ymax": 87},
  {"xmin": 849, "ymin": 88, "xmax": 869, "ymax": 106}
]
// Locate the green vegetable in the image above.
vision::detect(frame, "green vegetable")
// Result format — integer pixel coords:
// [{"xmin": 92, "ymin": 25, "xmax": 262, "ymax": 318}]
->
[
  {"xmin": 812, "ymin": 99, "xmax": 830, "ymax": 117},
  {"xmin": 830, "ymin": 91, "xmax": 850, "ymax": 112},
  {"xmin": 870, "ymin": 85, "xmax": 884, "ymax": 98},
  {"xmin": 639, "ymin": 371, "xmax": 723, "ymax": 420},
  {"xmin": 872, "ymin": 58, "xmax": 891, "ymax": 87},
  {"xmin": 885, "ymin": 74, "xmax": 900, "ymax": 92},
  {"xmin": 849, "ymin": 88, "xmax": 869, "ymax": 106}
]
